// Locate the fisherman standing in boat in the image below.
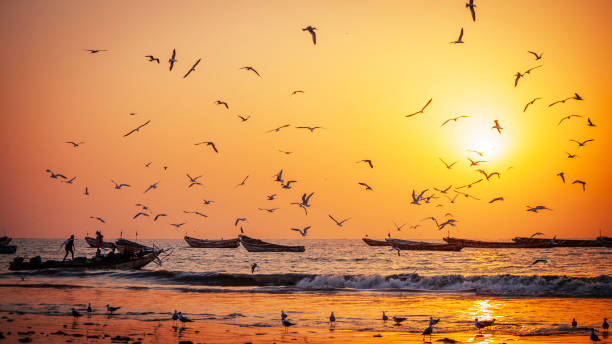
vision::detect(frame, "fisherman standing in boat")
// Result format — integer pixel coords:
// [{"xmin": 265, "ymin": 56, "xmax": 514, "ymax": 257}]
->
[
  {"xmin": 62, "ymin": 234, "xmax": 75, "ymax": 261},
  {"xmin": 95, "ymin": 231, "xmax": 104, "ymax": 256}
]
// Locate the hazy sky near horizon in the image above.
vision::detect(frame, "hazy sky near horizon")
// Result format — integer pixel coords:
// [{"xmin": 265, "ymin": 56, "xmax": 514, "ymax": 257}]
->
[{"xmin": 0, "ymin": 0, "xmax": 611, "ymax": 240}]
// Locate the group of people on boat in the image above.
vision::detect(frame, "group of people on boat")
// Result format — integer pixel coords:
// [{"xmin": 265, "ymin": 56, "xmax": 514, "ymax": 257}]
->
[{"xmin": 61, "ymin": 231, "xmax": 105, "ymax": 261}]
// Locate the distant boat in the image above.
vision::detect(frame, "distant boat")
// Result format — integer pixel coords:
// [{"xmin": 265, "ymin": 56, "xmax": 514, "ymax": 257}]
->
[
  {"xmin": 512, "ymin": 237, "xmax": 606, "ymax": 247},
  {"xmin": 0, "ymin": 236, "xmax": 11, "ymax": 246},
  {"xmin": 0, "ymin": 245, "xmax": 16, "ymax": 254},
  {"xmin": 84, "ymin": 236, "xmax": 115, "ymax": 249},
  {"xmin": 387, "ymin": 239, "xmax": 462, "ymax": 251},
  {"xmin": 362, "ymin": 238, "xmax": 391, "ymax": 246},
  {"xmin": 597, "ymin": 236, "xmax": 612, "ymax": 247},
  {"xmin": 238, "ymin": 235, "xmax": 305, "ymax": 252},
  {"xmin": 184, "ymin": 236, "xmax": 240, "ymax": 248},
  {"xmin": 9, "ymin": 250, "xmax": 160, "ymax": 271},
  {"xmin": 444, "ymin": 237, "xmax": 553, "ymax": 248}
]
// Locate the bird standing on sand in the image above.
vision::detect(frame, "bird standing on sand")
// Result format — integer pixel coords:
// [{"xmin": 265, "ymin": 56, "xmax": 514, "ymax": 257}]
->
[
  {"xmin": 251, "ymin": 263, "xmax": 258, "ymax": 274},
  {"xmin": 393, "ymin": 316, "xmax": 407, "ymax": 325},
  {"xmin": 422, "ymin": 324, "xmax": 434, "ymax": 341},
  {"xmin": 591, "ymin": 328, "xmax": 600, "ymax": 342},
  {"xmin": 282, "ymin": 318, "xmax": 295, "ymax": 331},
  {"xmin": 87, "ymin": 303, "xmax": 92, "ymax": 313},
  {"xmin": 106, "ymin": 304, "xmax": 120, "ymax": 314},
  {"xmin": 475, "ymin": 318, "xmax": 495, "ymax": 332},
  {"xmin": 302, "ymin": 26, "xmax": 317, "ymax": 45},
  {"xmin": 330, "ymin": 312, "xmax": 336, "ymax": 323},
  {"xmin": 382, "ymin": 311, "xmax": 389, "ymax": 321},
  {"xmin": 178, "ymin": 312, "xmax": 193, "ymax": 323},
  {"xmin": 572, "ymin": 318, "xmax": 577, "ymax": 328},
  {"xmin": 172, "ymin": 310, "xmax": 179, "ymax": 323},
  {"xmin": 603, "ymin": 318, "xmax": 609, "ymax": 331},
  {"xmin": 72, "ymin": 308, "xmax": 81, "ymax": 319}
]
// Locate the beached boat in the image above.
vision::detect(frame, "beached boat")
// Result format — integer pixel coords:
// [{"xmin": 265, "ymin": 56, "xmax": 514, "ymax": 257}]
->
[
  {"xmin": 443, "ymin": 237, "xmax": 553, "ymax": 248},
  {"xmin": 0, "ymin": 245, "xmax": 17, "ymax": 254},
  {"xmin": 238, "ymin": 235, "xmax": 305, "ymax": 252},
  {"xmin": 388, "ymin": 240, "xmax": 462, "ymax": 251},
  {"xmin": 362, "ymin": 238, "xmax": 391, "ymax": 246},
  {"xmin": 84, "ymin": 236, "xmax": 115, "ymax": 249},
  {"xmin": 0, "ymin": 236, "xmax": 11, "ymax": 246},
  {"xmin": 184, "ymin": 236, "xmax": 240, "ymax": 248},
  {"xmin": 512, "ymin": 237, "xmax": 604, "ymax": 247},
  {"xmin": 8, "ymin": 251, "xmax": 159, "ymax": 271}
]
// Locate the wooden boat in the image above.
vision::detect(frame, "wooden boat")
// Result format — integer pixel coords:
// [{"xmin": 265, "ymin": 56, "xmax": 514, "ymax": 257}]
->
[
  {"xmin": 0, "ymin": 236, "xmax": 11, "ymax": 246},
  {"xmin": 0, "ymin": 245, "xmax": 17, "ymax": 254},
  {"xmin": 184, "ymin": 236, "xmax": 240, "ymax": 248},
  {"xmin": 597, "ymin": 236, "xmax": 612, "ymax": 247},
  {"xmin": 362, "ymin": 238, "xmax": 390, "ymax": 246},
  {"xmin": 385, "ymin": 238, "xmax": 430, "ymax": 245},
  {"xmin": 115, "ymin": 238, "xmax": 157, "ymax": 255},
  {"xmin": 8, "ymin": 251, "xmax": 159, "ymax": 271},
  {"xmin": 512, "ymin": 237, "xmax": 604, "ymax": 247},
  {"xmin": 388, "ymin": 240, "xmax": 462, "ymax": 251},
  {"xmin": 85, "ymin": 236, "xmax": 115, "ymax": 249},
  {"xmin": 238, "ymin": 235, "xmax": 305, "ymax": 252},
  {"xmin": 443, "ymin": 237, "xmax": 553, "ymax": 248}
]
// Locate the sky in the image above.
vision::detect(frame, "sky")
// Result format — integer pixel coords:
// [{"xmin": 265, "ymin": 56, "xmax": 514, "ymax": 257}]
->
[{"xmin": 0, "ymin": 0, "xmax": 611, "ymax": 240}]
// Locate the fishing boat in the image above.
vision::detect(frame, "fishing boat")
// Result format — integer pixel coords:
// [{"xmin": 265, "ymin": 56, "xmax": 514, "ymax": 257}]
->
[
  {"xmin": 0, "ymin": 245, "xmax": 17, "ymax": 254},
  {"xmin": 512, "ymin": 237, "xmax": 605, "ymax": 247},
  {"xmin": 84, "ymin": 236, "xmax": 115, "ymax": 249},
  {"xmin": 8, "ymin": 250, "xmax": 160, "ymax": 271},
  {"xmin": 443, "ymin": 237, "xmax": 554, "ymax": 248},
  {"xmin": 0, "ymin": 236, "xmax": 11, "ymax": 246},
  {"xmin": 184, "ymin": 236, "xmax": 240, "ymax": 248},
  {"xmin": 362, "ymin": 238, "xmax": 391, "ymax": 246},
  {"xmin": 238, "ymin": 235, "xmax": 305, "ymax": 252},
  {"xmin": 385, "ymin": 238, "xmax": 431, "ymax": 246},
  {"xmin": 388, "ymin": 240, "xmax": 462, "ymax": 251},
  {"xmin": 597, "ymin": 236, "xmax": 612, "ymax": 247}
]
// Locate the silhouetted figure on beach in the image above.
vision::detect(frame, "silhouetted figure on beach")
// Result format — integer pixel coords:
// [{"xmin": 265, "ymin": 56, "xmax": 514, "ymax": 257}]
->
[{"xmin": 62, "ymin": 234, "xmax": 75, "ymax": 261}]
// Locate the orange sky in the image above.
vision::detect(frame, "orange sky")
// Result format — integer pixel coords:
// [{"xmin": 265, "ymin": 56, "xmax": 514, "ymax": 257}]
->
[{"xmin": 0, "ymin": 0, "xmax": 611, "ymax": 240}]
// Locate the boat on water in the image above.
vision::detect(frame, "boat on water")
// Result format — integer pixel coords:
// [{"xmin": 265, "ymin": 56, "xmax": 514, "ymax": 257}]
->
[
  {"xmin": 9, "ymin": 250, "xmax": 160, "ymax": 271},
  {"xmin": 512, "ymin": 236, "xmax": 605, "ymax": 247},
  {"xmin": 388, "ymin": 239, "xmax": 462, "ymax": 251},
  {"xmin": 238, "ymin": 235, "xmax": 305, "ymax": 252},
  {"xmin": 362, "ymin": 238, "xmax": 391, "ymax": 246},
  {"xmin": 597, "ymin": 236, "xmax": 612, "ymax": 247},
  {"xmin": 0, "ymin": 236, "xmax": 11, "ymax": 246},
  {"xmin": 84, "ymin": 236, "xmax": 116, "ymax": 249},
  {"xmin": 184, "ymin": 236, "xmax": 240, "ymax": 248},
  {"xmin": 0, "ymin": 245, "xmax": 17, "ymax": 254},
  {"xmin": 443, "ymin": 237, "xmax": 554, "ymax": 248}
]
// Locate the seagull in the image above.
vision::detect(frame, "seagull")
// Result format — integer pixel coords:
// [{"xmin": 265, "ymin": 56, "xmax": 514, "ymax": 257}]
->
[
  {"xmin": 603, "ymin": 318, "xmax": 609, "ymax": 331},
  {"xmin": 291, "ymin": 226, "xmax": 310, "ymax": 237},
  {"xmin": 530, "ymin": 232, "xmax": 544, "ymax": 238},
  {"xmin": 169, "ymin": 223, "xmax": 186, "ymax": 229},
  {"xmin": 183, "ymin": 210, "xmax": 208, "ymax": 217},
  {"xmin": 422, "ymin": 324, "xmax": 434, "ymax": 341},
  {"xmin": 466, "ymin": 0, "xmax": 476, "ymax": 21},
  {"xmin": 281, "ymin": 180, "xmax": 296, "ymax": 189},
  {"xmin": 85, "ymin": 49, "xmax": 107, "ymax": 54},
  {"xmin": 235, "ymin": 218, "xmax": 248, "ymax": 226},
  {"xmin": 438, "ymin": 219, "xmax": 457, "ymax": 230},
  {"xmin": 450, "ymin": 28, "xmax": 464, "ymax": 44},
  {"xmin": 281, "ymin": 310, "xmax": 288, "ymax": 320},
  {"xmin": 90, "ymin": 216, "xmax": 105, "ymax": 223},
  {"xmin": 330, "ymin": 312, "xmax": 336, "ymax": 323},
  {"xmin": 237, "ymin": 114, "xmax": 251, "ymax": 122},
  {"xmin": 429, "ymin": 317, "xmax": 440, "ymax": 326},
  {"xmin": 393, "ymin": 222, "xmax": 406, "ymax": 231},
  {"xmin": 489, "ymin": 197, "xmax": 504, "ymax": 203},
  {"xmin": 549, "ymin": 97, "xmax": 572, "ymax": 107},
  {"xmin": 64, "ymin": 177, "xmax": 77, "ymax": 184},
  {"xmin": 123, "ymin": 120, "xmax": 151, "ymax": 137},
  {"xmin": 526, "ymin": 205, "xmax": 552, "ymax": 213},
  {"xmin": 573, "ymin": 93, "xmax": 583, "ymax": 101},
  {"xmin": 66, "ymin": 141, "xmax": 85, "ymax": 147},
  {"xmin": 282, "ymin": 318, "xmax": 295, "ymax": 330},
  {"xmin": 178, "ymin": 312, "xmax": 193, "ymax": 323},
  {"xmin": 214, "ymin": 100, "xmax": 229, "ymax": 109},
  {"xmin": 411, "ymin": 189, "xmax": 429, "ymax": 205},
  {"xmin": 358, "ymin": 182, "xmax": 373, "ymax": 191},
  {"xmin": 558, "ymin": 115, "xmax": 582, "ymax": 125},
  {"xmin": 251, "ymin": 263, "xmax": 258, "ymax": 274},
  {"xmin": 468, "ymin": 158, "xmax": 486, "ymax": 166},
  {"xmin": 467, "ymin": 149, "xmax": 484, "ymax": 157},
  {"xmin": 183, "ymin": 58, "xmax": 201, "ymax": 78},
  {"xmin": 477, "ymin": 169, "xmax": 501, "ymax": 181},
  {"xmin": 144, "ymin": 182, "xmax": 159, "ymax": 193},
  {"xmin": 329, "ymin": 215, "xmax": 350, "ymax": 227},
  {"xmin": 591, "ymin": 328, "xmax": 600, "ymax": 342},
  {"xmin": 111, "ymin": 180, "xmax": 130, "ymax": 189},
  {"xmin": 523, "ymin": 97, "xmax": 541, "ymax": 112},
  {"xmin": 240, "ymin": 66, "xmax": 260, "ymax": 77},
  {"xmin": 258, "ymin": 208, "xmax": 279, "ymax": 213},
  {"xmin": 524, "ymin": 65, "xmax": 543, "ymax": 75},
  {"xmin": 145, "ymin": 55, "xmax": 160, "ymax": 63},
  {"xmin": 439, "ymin": 158, "xmax": 458, "ymax": 169},
  {"xmin": 434, "ymin": 185, "xmax": 452, "ymax": 194},
  {"xmin": 422, "ymin": 216, "xmax": 440, "ymax": 229},
  {"xmin": 567, "ymin": 152, "xmax": 578, "ymax": 159},
  {"xmin": 144, "ymin": 162, "xmax": 152, "ymax": 167},
  {"xmin": 441, "ymin": 115, "xmax": 470, "ymax": 126},
  {"xmin": 168, "ymin": 49, "xmax": 177, "ymax": 71},
  {"xmin": 572, "ymin": 318, "xmax": 577, "ymax": 328},
  {"xmin": 133, "ymin": 212, "xmax": 149, "ymax": 219},
  {"xmin": 135, "ymin": 203, "xmax": 150, "ymax": 211},
  {"xmin": 187, "ymin": 173, "xmax": 203, "ymax": 184},
  {"xmin": 202, "ymin": 200, "xmax": 215, "ymax": 205},
  {"xmin": 84, "ymin": 187, "xmax": 89, "ymax": 195},
  {"xmin": 274, "ymin": 169, "xmax": 284, "ymax": 183},
  {"xmin": 357, "ymin": 159, "xmax": 374, "ymax": 168},
  {"xmin": 72, "ymin": 308, "xmax": 81, "ymax": 319},
  {"xmin": 279, "ymin": 150, "xmax": 293, "ymax": 155},
  {"xmin": 45, "ymin": 169, "xmax": 67, "ymax": 179},
  {"xmin": 587, "ymin": 118, "xmax": 596, "ymax": 127},
  {"xmin": 195, "ymin": 141, "xmax": 218, "ymax": 153},
  {"xmin": 569, "ymin": 139, "xmax": 594, "ymax": 147},
  {"xmin": 153, "ymin": 214, "xmax": 167, "ymax": 221},
  {"xmin": 572, "ymin": 180, "xmax": 586, "ymax": 191},
  {"xmin": 532, "ymin": 259, "xmax": 547, "ymax": 265},
  {"xmin": 382, "ymin": 312, "xmax": 389, "ymax": 321},
  {"xmin": 302, "ymin": 26, "xmax": 317, "ymax": 45},
  {"xmin": 409, "ymin": 224, "xmax": 421, "ymax": 230},
  {"xmin": 475, "ymin": 318, "xmax": 495, "ymax": 332},
  {"xmin": 87, "ymin": 303, "xmax": 92, "ymax": 313},
  {"xmin": 454, "ymin": 190, "xmax": 480, "ymax": 200},
  {"xmin": 491, "ymin": 120, "xmax": 503, "ymax": 134},
  {"xmin": 237, "ymin": 175, "xmax": 249, "ymax": 187},
  {"xmin": 406, "ymin": 98, "xmax": 432, "ymax": 117},
  {"xmin": 172, "ymin": 310, "xmax": 179, "ymax": 323},
  {"xmin": 267, "ymin": 124, "xmax": 291, "ymax": 133},
  {"xmin": 393, "ymin": 316, "xmax": 407, "ymax": 325},
  {"xmin": 266, "ymin": 194, "xmax": 277, "ymax": 200},
  {"xmin": 514, "ymin": 72, "xmax": 524, "ymax": 87},
  {"xmin": 106, "ymin": 304, "xmax": 121, "ymax": 314},
  {"xmin": 296, "ymin": 126, "xmax": 324, "ymax": 132},
  {"xmin": 528, "ymin": 51, "xmax": 543, "ymax": 60},
  {"xmin": 291, "ymin": 90, "xmax": 304, "ymax": 95}
]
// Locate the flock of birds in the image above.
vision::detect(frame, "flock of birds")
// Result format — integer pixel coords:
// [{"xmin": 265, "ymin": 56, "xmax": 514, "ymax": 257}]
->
[{"xmin": 55, "ymin": 2, "xmax": 600, "ymax": 243}]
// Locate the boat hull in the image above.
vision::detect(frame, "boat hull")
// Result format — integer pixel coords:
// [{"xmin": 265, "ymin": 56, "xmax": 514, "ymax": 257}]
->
[
  {"xmin": 8, "ymin": 252, "xmax": 158, "ymax": 271},
  {"xmin": 444, "ymin": 237, "xmax": 553, "ymax": 248},
  {"xmin": 184, "ymin": 236, "xmax": 240, "ymax": 248},
  {"xmin": 0, "ymin": 245, "xmax": 17, "ymax": 254},
  {"xmin": 85, "ymin": 237, "xmax": 115, "ymax": 249},
  {"xmin": 362, "ymin": 238, "xmax": 390, "ymax": 246},
  {"xmin": 238, "ymin": 235, "xmax": 305, "ymax": 252},
  {"xmin": 512, "ymin": 237, "xmax": 605, "ymax": 247},
  {"xmin": 389, "ymin": 241, "xmax": 462, "ymax": 251}
]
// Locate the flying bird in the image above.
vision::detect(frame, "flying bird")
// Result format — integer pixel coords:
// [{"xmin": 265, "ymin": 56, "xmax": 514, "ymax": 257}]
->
[
  {"xmin": 406, "ymin": 98, "xmax": 432, "ymax": 118},
  {"xmin": 302, "ymin": 26, "xmax": 317, "ymax": 45},
  {"xmin": 530, "ymin": 232, "xmax": 545, "ymax": 238},
  {"xmin": 439, "ymin": 158, "xmax": 459, "ymax": 169},
  {"xmin": 169, "ymin": 223, "xmax": 186, "ymax": 229},
  {"xmin": 467, "ymin": 149, "xmax": 484, "ymax": 157},
  {"xmin": 183, "ymin": 58, "xmax": 201, "ymax": 78},
  {"xmin": 296, "ymin": 126, "xmax": 324, "ymax": 132},
  {"xmin": 279, "ymin": 150, "xmax": 293, "ymax": 155},
  {"xmin": 214, "ymin": 100, "xmax": 229, "ymax": 109},
  {"xmin": 267, "ymin": 124, "xmax": 291, "ymax": 133},
  {"xmin": 557, "ymin": 172, "xmax": 565, "ymax": 183},
  {"xmin": 491, "ymin": 120, "xmax": 503, "ymax": 134},
  {"xmin": 549, "ymin": 93, "xmax": 582, "ymax": 107},
  {"xmin": 111, "ymin": 180, "xmax": 130, "ymax": 189},
  {"xmin": 523, "ymin": 65, "xmax": 543, "ymax": 75},
  {"xmin": 274, "ymin": 169, "xmax": 284, "ymax": 183},
  {"xmin": 45, "ymin": 169, "xmax": 67, "ymax": 179},
  {"xmin": 145, "ymin": 55, "xmax": 160, "ymax": 63},
  {"xmin": 291, "ymin": 90, "xmax": 304, "ymax": 95},
  {"xmin": 235, "ymin": 218, "xmax": 248, "ymax": 226},
  {"xmin": 329, "ymin": 215, "xmax": 350, "ymax": 227},
  {"xmin": 456, "ymin": 179, "xmax": 483, "ymax": 189},
  {"xmin": 489, "ymin": 197, "xmax": 504, "ymax": 203},
  {"xmin": 566, "ymin": 152, "xmax": 578, "ymax": 159},
  {"xmin": 528, "ymin": 51, "xmax": 543, "ymax": 60},
  {"xmin": 85, "ymin": 49, "xmax": 107, "ymax": 54},
  {"xmin": 66, "ymin": 141, "xmax": 85, "ymax": 147},
  {"xmin": 514, "ymin": 72, "xmax": 524, "ymax": 87},
  {"xmin": 281, "ymin": 180, "xmax": 296, "ymax": 189},
  {"xmin": 523, "ymin": 97, "xmax": 541, "ymax": 112},
  {"xmin": 237, "ymin": 114, "xmax": 251, "ymax": 122},
  {"xmin": 558, "ymin": 115, "xmax": 582, "ymax": 125},
  {"xmin": 357, "ymin": 159, "xmax": 374, "ymax": 168},
  {"xmin": 291, "ymin": 226, "xmax": 310, "ymax": 237},
  {"xmin": 133, "ymin": 212, "xmax": 149, "ymax": 219},
  {"xmin": 572, "ymin": 180, "xmax": 586, "ymax": 191},
  {"xmin": 466, "ymin": 0, "xmax": 476, "ymax": 21},
  {"xmin": 267, "ymin": 194, "xmax": 277, "ymax": 200},
  {"xmin": 411, "ymin": 189, "xmax": 429, "ymax": 205},
  {"xmin": 153, "ymin": 214, "xmax": 167, "ymax": 221},
  {"xmin": 526, "ymin": 205, "xmax": 552, "ymax": 213},
  {"xmin": 168, "ymin": 49, "xmax": 177, "ymax": 71},
  {"xmin": 587, "ymin": 118, "xmax": 596, "ymax": 127},
  {"xmin": 240, "ymin": 66, "xmax": 260, "ymax": 77},
  {"xmin": 441, "ymin": 115, "xmax": 470, "ymax": 126},
  {"xmin": 237, "ymin": 175, "xmax": 249, "ymax": 187},
  {"xmin": 468, "ymin": 158, "xmax": 486, "ymax": 166},
  {"xmin": 477, "ymin": 169, "xmax": 501, "ymax": 181},
  {"xmin": 358, "ymin": 182, "xmax": 373, "ymax": 191},
  {"xmin": 123, "ymin": 120, "xmax": 151, "ymax": 137},
  {"xmin": 64, "ymin": 177, "xmax": 77, "ymax": 184},
  {"xmin": 194, "ymin": 141, "xmax": 218, "ymax": 153},
  {"xmin": 144, "ymin": 182, "xmax": 159, "ymax": 193},
  {"xmin": 89, "ymin": 216, "xmax": 105, "ymax": 223},
  {"xmin": 183, "ymin": 210, "xmax": 208, "ymax": 217},
  {"xmin": 569, "ymin": 139, "xmax": 594, "ymax": 147},
  {"xmin": 258, "ymin": 208, "xmax": 279, "ymax": 213},
  {"xmin": 450, "ymin": 28, "xmax": 464, "ymax": 44},
  {"xmin": 202, "ymin": 199, "xmax": 214, "ymax": 205},
  {"xmin": 187, "ymin": 174, "xmax": 203, "ymax": 183},
  {"xmin": 434, "ymin": 185, "xmax": 452, "ymax": 194}
]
